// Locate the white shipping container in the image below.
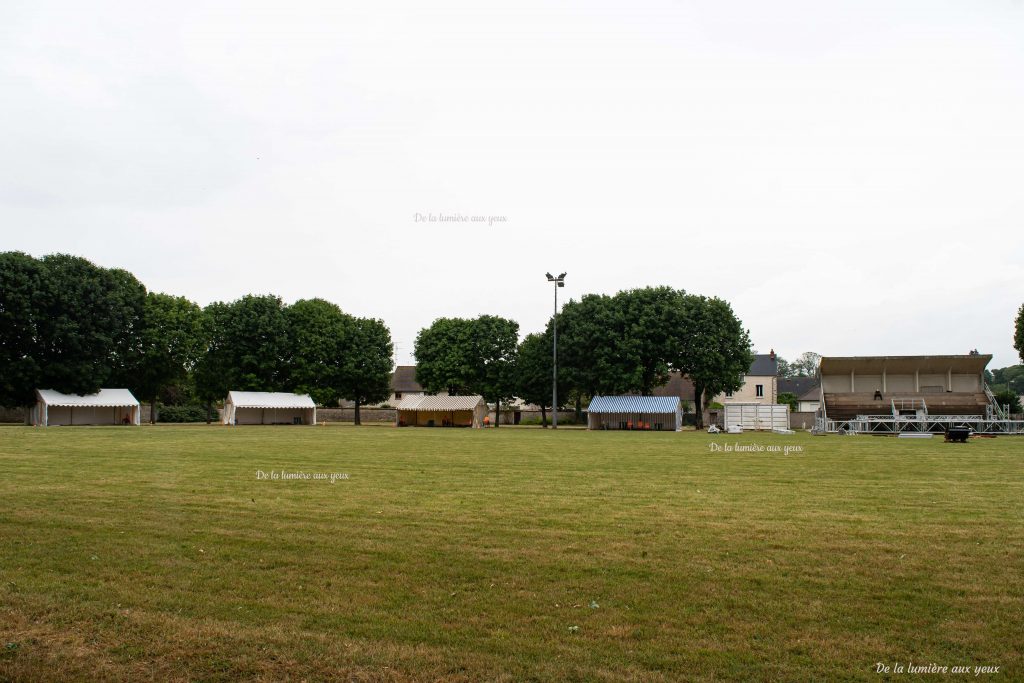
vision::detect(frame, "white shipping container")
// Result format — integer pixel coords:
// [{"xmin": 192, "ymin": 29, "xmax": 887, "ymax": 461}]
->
[{"xmin": 723, "ymin": 403, "xmax": 790, "ymax": 431}]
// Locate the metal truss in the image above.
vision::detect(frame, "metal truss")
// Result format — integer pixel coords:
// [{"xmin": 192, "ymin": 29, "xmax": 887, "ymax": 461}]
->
[{"xmin": 819, "ymin": 415, "xmax": 1024, "ymax": 435}]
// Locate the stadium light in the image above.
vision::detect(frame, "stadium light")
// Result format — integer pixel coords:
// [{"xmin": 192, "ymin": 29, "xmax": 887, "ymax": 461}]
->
[{"xmin": 546, "ymin": 272, "xmax": 566, "ymax": 427}]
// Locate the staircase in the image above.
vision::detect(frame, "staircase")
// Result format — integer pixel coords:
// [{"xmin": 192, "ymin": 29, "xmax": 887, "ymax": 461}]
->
[
  {"xmin": 984, "ymin": 384, "xmax": 1008, "ymax": 420},
  {"xmin": 891, "ymin": 398, "xmax": 927, "ymax": 418}
]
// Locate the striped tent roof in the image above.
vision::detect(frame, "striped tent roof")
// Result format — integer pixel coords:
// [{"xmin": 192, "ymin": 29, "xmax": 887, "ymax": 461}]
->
[
  {"xmin": 396, "ymin": 394, "xmax": 486, "ymax": 411},
  {"xmin": 587, "ymin": 395, "xmax": 681, "ymax": 413}
]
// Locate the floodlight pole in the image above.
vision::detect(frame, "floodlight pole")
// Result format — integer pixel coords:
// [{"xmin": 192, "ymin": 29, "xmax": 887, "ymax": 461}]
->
[
  {"xmin": 546, "ymin": 272, "xmax": 566, "ymax": 428},
  {"xmin": 553, "ymin": 280, "xmax": 558, "ymax": 429}
]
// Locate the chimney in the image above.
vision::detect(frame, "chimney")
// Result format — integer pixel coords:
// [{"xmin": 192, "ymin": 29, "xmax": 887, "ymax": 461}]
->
[{"xmin": 769, "ymin": 348, "xmax": 776, "ymax": 360}]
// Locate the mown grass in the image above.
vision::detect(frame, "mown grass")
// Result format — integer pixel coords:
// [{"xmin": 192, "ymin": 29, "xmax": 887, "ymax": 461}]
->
[{"xmin": 0, "ymin": 425, "xmax": 1021, "ymax": 681}]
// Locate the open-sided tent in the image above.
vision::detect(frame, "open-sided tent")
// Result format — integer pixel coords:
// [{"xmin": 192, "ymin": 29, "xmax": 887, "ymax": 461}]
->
[
  {"xmin": 29, "ymin": 389, "xmax": 141, "ymax": 426},
  {"xmin": 223, "ymin": 391, "xmax": 317, "ymax": 425},
  {"xmin": 586, "ymin": 395, "xmax": 682, "ymax": 431},
  {"xmin": 395, "ymin": 394, "xmax": 488, "ymax": 428}
]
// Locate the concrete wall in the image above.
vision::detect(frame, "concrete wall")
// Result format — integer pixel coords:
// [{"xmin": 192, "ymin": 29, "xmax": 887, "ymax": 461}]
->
[
  {"xmin": 790, "ymin": 411, "xmax": 816, "ymax": 430},
  {"xmin": 822, "ymin": 371, "xmax": 982, "ymax": 394}
]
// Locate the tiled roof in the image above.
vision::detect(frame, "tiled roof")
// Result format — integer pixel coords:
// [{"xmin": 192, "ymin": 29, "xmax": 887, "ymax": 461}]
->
[
  {"xmin": 778, "ymin": 376, "xmax": 819, "ymax": 396},
  {"xmin": 391, "ymin": 366, "xmax": 423, "ymax": 393},
  {"xmin": 396, "ymin": 395, "xmax": 486, "ymax": 411},
  {"xmin": 748, "ymin": 354, "xmax": 778, "ymax": 376}
]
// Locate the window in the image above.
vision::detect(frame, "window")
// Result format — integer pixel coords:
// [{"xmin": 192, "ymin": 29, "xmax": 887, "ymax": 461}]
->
[
  {"xmin": 394, "ymin": 392, "xmax": 402, "ymax": 400},
  {"xmin": 756, "ymin": 384, "xmax": 764, "ymax": 398},
  {"xmin": 725, "ymin": 389, "xmax": 733, "ymax": 397}
]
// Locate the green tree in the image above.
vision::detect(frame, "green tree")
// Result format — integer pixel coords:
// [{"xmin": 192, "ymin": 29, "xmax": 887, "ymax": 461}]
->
[
  {"xmin": 36, "ymin": 254, "xmax": 146, "ymax": 397},
  {"xmin": 990, "ymin": 365, "xmax": 1024, "ymax": 395},
  {"xmin": 284, "ymin": 298, "xmax": 354, "ymax": 408},
  {"xmin": 471, "ymin": 315, "xmax": 519, "ymax": 427},
  {"xmin": 0, "ymin": 252, "xmax": 45, "ymax": 407},
  {"xmin": 123, "ymin": 292, "xmax": 206, "ymax": 422},
  {"xmin": 673, "ymin": 295, "xmax": 754, "ymax": 429},
  {"xmin": 194, "ymin": 295, "xmax": 290, "ymax": 421},
  {"xmin": 1, "ymin": 252, "xmax": 147, "ymax": 406},
  {"xmin": 515, "ymin": 332, "xmax": 554, "ymax": 426},
  {"xmin": 414, "ymin": 318, "xmax": 477, "ymax": 395},
  {"xmin": 791, "ymin": 352, "xmax": 821, "ymax": 377},
  {"xmin": 619, "ymin": 286, "xmax": 687, "ymax": 394},
  {"xmin": 1016, "ymin": 304, "xmax": 1024, "ymax": 364},
  {"xmin": 414, "ymin": 315, "xmax": 518, "ymax": 426},
  {"xmin": 340, "ymin": 317, "xmax": 394, "ymax": 425},
  {"xmin": 554, "ymin": 287, "xmax": 689, "ymax": 399},
  {"xmin": 993, "ymin": 389, "xmax": 1022, "ymax": 415},
  {"xmin": 555, "ymin": 293, "xmax": 639, "ymax": 398},
  {"xmin": 778, "ymin": 392, "xmax": 799, "ymax": 413},
  {"xmin": 776, "ymin": 356, "xmax": 793, "ymax": 378}
]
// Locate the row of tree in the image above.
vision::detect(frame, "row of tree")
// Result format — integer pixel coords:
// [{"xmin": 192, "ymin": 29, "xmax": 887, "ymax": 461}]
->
[
  {"xmin": 20, "ymin": 253, "xmax": 1013, "ymax": 427},
  {"xmin": 0, "ymin": 253, "xmax": 393, "ymax": 423},
  {"xmin": 776, "ymin": 352, "xmax": 822, "ymax": 378},
  {"xmin": 414, "ymin": 287, "xmax": 754, "ymax": 428}
]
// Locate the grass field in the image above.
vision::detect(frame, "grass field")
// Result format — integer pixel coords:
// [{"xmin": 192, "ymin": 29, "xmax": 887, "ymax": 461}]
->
[{"xmin": 1, "ymin": 425, "xmax": 1022, "ymax": 682}]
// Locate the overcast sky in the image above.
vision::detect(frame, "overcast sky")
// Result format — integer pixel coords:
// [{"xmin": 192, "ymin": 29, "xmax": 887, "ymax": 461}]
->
[{"xmin": 2, "ymin": 0, "xmax": 1023, "ymax": 368}]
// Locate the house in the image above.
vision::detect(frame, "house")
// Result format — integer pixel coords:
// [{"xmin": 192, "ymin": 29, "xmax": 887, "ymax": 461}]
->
[
  {"xmin": 777, "ymin": 376, "xmax": 818, "ymax": 400},
  {"xmin": 652, "ymin": 372, "xmax": 698, "ymax": 413},
  {"xmin": 222, "ymin": 391, "xmax": 317, "ymax": 425},
  {"xmin": 778, "ymin": 376, "xmax": 821, "ymax": 412},
  {"xmin": 395, "ymin": 394, "xmax": 488, "ymax": 428},
  {"xmin": 389, "ymin": 365, "xmax": 425, "ymax": 404},
  {"xmin": 796, "ymin": 386, "xmax": 821, "ymax": 413},
  {"xmin": 714, "ymin": 351, "xmax": 779, "ymax": 406},
  {"xmin": 586, "ymin": 395, "xmax": 683, "ymax": 431},
  {"xmin": 387, "ymin": 365, "xmax": 452, "ymax": 405},
  {"xmin": 28, "ymin": 389, "xmax": 141, "ymax": 426}
]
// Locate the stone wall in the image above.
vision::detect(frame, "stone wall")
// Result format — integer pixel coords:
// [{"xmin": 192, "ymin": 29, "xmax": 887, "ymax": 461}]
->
[
  {"xmin": 316, "ymin": 407, "xmax": 397, "ymax": 423},
  {"xmin": 789, "ymin": 411, "xmax": 817, "ymax": 430},
  {"xmin": 0, "ymin": 407, "xmax": 26, "ymax": 423}
]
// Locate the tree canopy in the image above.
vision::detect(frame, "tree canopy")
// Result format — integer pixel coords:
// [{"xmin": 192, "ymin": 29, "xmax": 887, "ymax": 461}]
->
[
  {"xmin": 515, "ymin": 332, "xmax": 554, "ymax": 425},
  {"xmin": 1016, "ymin": 304, "xmax": 1024, "ymax": 365},
  {"xmin": 673, "ymin": 295, "xmax": 753, "ymax": 428},
  {"xmin": 0, "ymin": 252, "xmax": 146, "ymax": 406},
  {"xmin": 990, "ymin": 365, "xmax": 1024, "ymax": 395},
  {"xmin": 284, "ymin": 300, "xmax": 393, "ymax": 424},
  {"xmin": 285, "ymin": 298, "xmax": 356, "ymax": 408},
  {"xmin": 546, "ymin": 287, "xmax": 753, "ymax": 428},
  {"xmin": 123, "ymin": 292, "xmax": 206, "ymax": 421},
  {"xmin": 340, "ymin": 316, "xmax": 394, "ymax": 424},
  {"xmin": 414, "ymin": 315, "xmax": 519, "ymax": 424},
  {"xmin": 193, "ymin": 295, "xmax": 291, "ymax": 406}
]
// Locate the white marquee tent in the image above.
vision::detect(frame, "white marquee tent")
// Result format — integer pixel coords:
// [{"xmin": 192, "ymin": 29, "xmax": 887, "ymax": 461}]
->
[
  {"xmin": 29, "ymin": 389, "xmax": 141, "ymax": 426},
  {"xmin": 222, "ymin": 391, "xmax": 317, "ymax": 425}
]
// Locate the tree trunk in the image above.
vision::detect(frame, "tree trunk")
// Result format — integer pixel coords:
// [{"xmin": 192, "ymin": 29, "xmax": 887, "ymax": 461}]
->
[
  {"xmin": 354, "ymin": 399, "xmax": 362, "ymax": 426},
  {"xmin": 693, "ymin": 384, "xmax": 704, "ymax": 429},
  {"xmin": 541, "ymin": 406, "xmax": 547, "ymax": 428},
  {"xmin": 494, "ymin": 399, "xmax": 500, "ymax": 428},
  {"xmin": 206, "ymin": 402, "xmax": 212, "ymax": 424},
  {"xmin": 575, "ymin": 395, "xmax": 582, "ymax": 423},
  {"xmin": 150, "ymin": 398, "xmax": 157, "ymax": 424}
]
